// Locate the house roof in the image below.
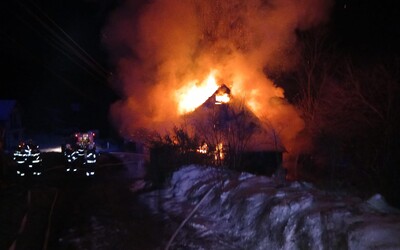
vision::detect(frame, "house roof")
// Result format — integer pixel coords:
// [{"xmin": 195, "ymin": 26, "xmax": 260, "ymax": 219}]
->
[
  {"xmin": 0, "ymin": 100, "xmax": 17, "ymax": 121},
  {"xmin": 187, "ymin": 85, "xmax": 286, "ymax": 152}
]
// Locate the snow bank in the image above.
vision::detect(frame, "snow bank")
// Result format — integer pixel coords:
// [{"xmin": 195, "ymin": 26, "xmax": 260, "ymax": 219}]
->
[{"xmin": 141, "ymin": 165, "xmax": 400, "ymax": 249}]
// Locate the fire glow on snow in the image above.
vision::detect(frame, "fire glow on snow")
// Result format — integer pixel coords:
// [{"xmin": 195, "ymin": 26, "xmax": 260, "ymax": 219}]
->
[{"xmin": 141, "ymin": 165, "xmax": 400, "ymax": 249}]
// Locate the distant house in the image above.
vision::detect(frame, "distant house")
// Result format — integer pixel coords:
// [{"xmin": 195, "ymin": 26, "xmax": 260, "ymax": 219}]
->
[{"xmin": 0, "ymin": 100, "xmax": 24, "ymax": 151}]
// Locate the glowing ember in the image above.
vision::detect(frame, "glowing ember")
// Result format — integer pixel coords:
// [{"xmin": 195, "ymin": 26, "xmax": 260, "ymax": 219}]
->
[
  {"xmin": 176, "ymin": 70, "xmax": 220, "ymax": 114},
  {"xmin": 197, "ymin": 143, "xmax": 208, "ymax": 154},
  {"xmin": 215, "ymin": 142, "xmax": 224, "ymax": 161}
]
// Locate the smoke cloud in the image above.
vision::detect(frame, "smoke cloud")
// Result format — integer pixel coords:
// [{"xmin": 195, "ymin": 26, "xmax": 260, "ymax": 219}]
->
[{"xmin": 103, "ymin": 0, "xmax": 333, "ymax": 170}]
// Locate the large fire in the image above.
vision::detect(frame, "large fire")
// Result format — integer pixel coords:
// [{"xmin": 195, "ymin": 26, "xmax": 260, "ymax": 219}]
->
[
  {"xmin": 176, "ymin": 70, "xmax": 220, "ymax": 114},
  {"xmin": 175, "ymin": 70, "xmax": 233, "ymax": 114},
  {"xmin": 104, "ymin": 0, "xmax": 333, "ymax": 176}
]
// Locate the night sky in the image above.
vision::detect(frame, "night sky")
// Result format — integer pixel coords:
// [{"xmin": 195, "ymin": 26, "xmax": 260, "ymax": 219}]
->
[
  {"xmin": 1, "ymin": 0, "xmax": 399, "ymax": 134},
  {"xmin": 1, "ymin": 0, "xmax": 123, "ymax": 134},
  {"xmin": 332, "ymin": 0, "xmax": 400, "ymax": 60}
]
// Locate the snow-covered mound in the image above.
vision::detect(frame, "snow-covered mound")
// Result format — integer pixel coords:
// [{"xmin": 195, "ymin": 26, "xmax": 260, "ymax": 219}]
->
[{"xmin": 141, "ymin": 165, "xmax": 400, "ymax": 249}]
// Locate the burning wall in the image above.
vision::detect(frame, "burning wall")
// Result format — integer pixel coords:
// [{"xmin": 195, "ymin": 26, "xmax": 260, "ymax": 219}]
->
[{"xmin": 103, "ymin": 0, "xmax": 333, "ymax": 174}]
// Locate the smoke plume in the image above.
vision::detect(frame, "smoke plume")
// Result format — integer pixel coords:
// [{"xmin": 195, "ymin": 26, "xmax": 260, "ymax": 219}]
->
[{"xmin": 103, "ymin": 0, "xmax": 333, "ymax": 172}]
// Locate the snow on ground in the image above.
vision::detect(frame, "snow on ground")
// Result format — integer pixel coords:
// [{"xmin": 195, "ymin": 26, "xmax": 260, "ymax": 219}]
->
[{"xmin": 140, "ymin": 165, "xmax": 400, "ymax": 250}]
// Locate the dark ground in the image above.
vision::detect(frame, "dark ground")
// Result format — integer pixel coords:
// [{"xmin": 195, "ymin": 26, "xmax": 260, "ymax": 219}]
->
[{"xmin": 0, "ymin": 152, "xmax": 172, "ymax": 250}]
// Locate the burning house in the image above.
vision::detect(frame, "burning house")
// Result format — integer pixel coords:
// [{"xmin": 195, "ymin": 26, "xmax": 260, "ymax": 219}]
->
[
  {"xmin": 185, "ymin": 84, "xmax": 286, "ymax": 175},
  {"xmin": 103, "ymin": 0, "xmax": 332, "ymax": 180}
]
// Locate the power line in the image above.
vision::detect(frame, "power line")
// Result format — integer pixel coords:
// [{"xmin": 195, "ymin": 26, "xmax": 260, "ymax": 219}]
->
[
  {"xmin": 26, "ymin": 0, "xmax": 110, "ymax": 77},
  {"xmin": 14, "ymin": 0, "xmax": 110, "ymax": 84},
  {"xmin": 2, "ymin": 30, "xmax": 97, "ymax": 104}
]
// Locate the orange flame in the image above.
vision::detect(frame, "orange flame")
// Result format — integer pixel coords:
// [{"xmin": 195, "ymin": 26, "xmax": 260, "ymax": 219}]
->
[
  {"xmin": 175, "ymin": 70, "xmax": 220, "ymax": 114},
  {"xmin": 104, "ymin": 0, "xmax": 332, "ymax": 179}
]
